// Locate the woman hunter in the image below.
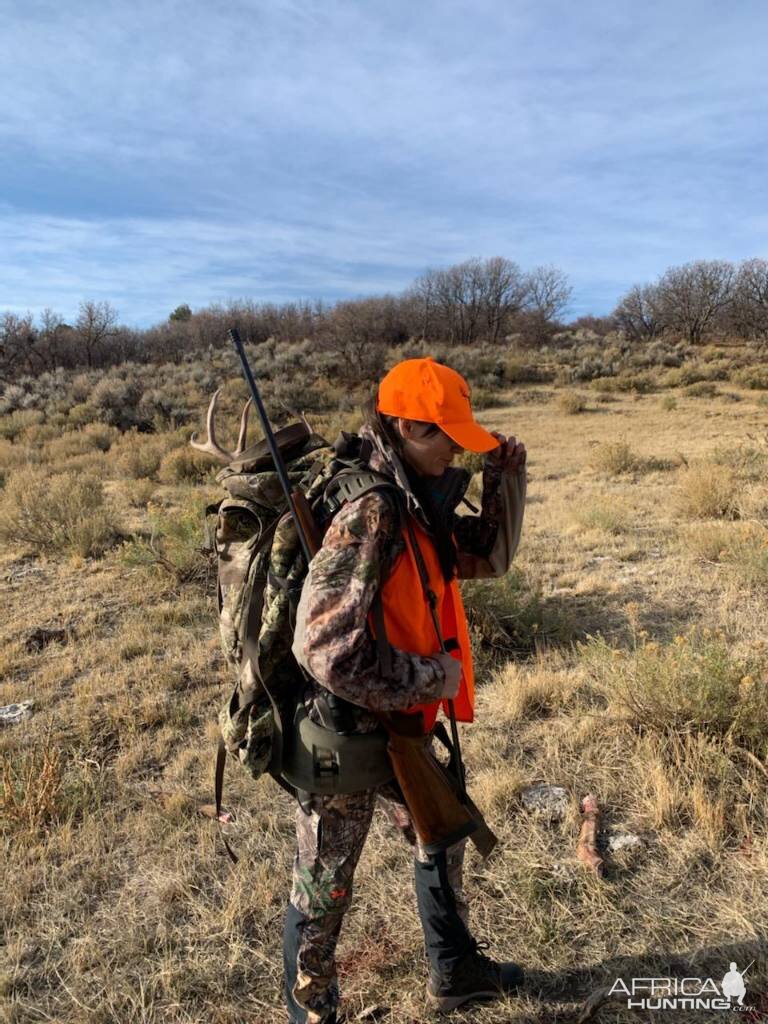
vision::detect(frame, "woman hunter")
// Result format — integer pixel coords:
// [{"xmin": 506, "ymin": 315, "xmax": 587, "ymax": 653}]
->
[{"xmin": 287, "ymin": 356, "xmax": 528, "ymax": 1022}]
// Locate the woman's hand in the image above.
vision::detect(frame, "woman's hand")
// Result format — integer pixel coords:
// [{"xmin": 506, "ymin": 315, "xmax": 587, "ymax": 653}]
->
[
  {"xmin": 487, "ymin": 430, "xmax": 527, "ymax": 473},
  {"xmin": 434, "ymin": 652, "xmax": 462, "ymax": 699}
]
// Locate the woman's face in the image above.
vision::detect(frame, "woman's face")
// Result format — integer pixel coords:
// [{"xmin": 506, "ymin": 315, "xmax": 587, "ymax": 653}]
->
[{"xmin": 396, "ymin": 418, "xmax": 465, "ymax": 477}]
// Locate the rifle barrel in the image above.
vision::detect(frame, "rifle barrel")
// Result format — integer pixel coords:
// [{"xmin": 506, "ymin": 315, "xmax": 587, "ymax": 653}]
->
[{"xmin": 228, "ymin": 327, "xmax": 314, "ymax": 565}]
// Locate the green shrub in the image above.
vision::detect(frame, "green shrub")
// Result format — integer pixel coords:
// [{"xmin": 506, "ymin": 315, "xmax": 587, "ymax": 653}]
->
[
  {"xmin": 660, "ymin": 395, "xmax": 678, "ymax": 411},
  {"xmin": 503, "ymin": 358, "xmax": 554, "ymax": 384},
  {"xmin": 682, "ymin": 522, "xmax": 737, "ymax": 563},
  {"xmin": 733, "ymin": 366, "xmax": 768, "ymax": 390},
  {"xmin": 711, "ymin": 444, "xmax": 768, "ymax": 481},
  {"xmin": 121, "ymin": 496, "xmax": 211, "ymax": 583},
  {"xmin": 725, "ymin": 526, "xmax": 768, "ymax": 590},
  {"xmin": 510, "ymin": 387, "xmax": 552, "ymax": 404},
  {"xmin": 157, "ymin": 446, "xmax": 215, "ymax": 484},
  {"xmin": 0, "ymin": 410, "xmax": 44, "ymax": 442},
  {"xmin": 81, "ymin": 423, "xmax": 119, "ymax": 451},
  {"xmin": 0, "ymin": 468, "xmax": 120, "ymax": 557},
  {"xmin": 89, "ymin": 376, "xmax": 145, "ymax": 429},
  {"xmin": 307, "ymin": 410, "xmax": 365, "ymax": 442},
  {"xmin": 579, "ymin": 631, "xmax": 768, "ymax": 757},
  {"xmin": 0, "ymin": 438, "xmax": 40, "ymax": 474},
  {"xmin": 468, "ymin": 386, "xmax": 504, "ymax": 410},
  {"xmin": 461, "ymin": 568, "xmax": 571, "ymax": 665},
  {"xmin": 588, "ymin": 376, "xmax": 620, "ymax": 393},
  {"xmin": 16, "ymin": 423, "xmax": 60, "ymax": 445},
  {"xmin": 45, "ymin": 430, "xmax": 107, "ymax": 462},
  {"xmin": 112, "ymin": 432, "xmax": 170, "ymax": 479},
  {"xmin": 122, "ymin": 479, "xmax": 157, "ymax": 507},
  {"xmin": 615, "ymin": 372, "xmax": 656, "ymax": 394},
  {"xmin": 459, "ymin": 451, "xmax": 485, "ymax": 476},
  {"xmin": 684, "ymin": 381, "xmax": 719, "ymax": 398},
  {"xmin": 67, "ymin": 403, "xmax": 99, "ymax": 427},
  {"xmin": 684, "ymin": 522, "xmax": 768, "ymax": 589},
  {"xmin": 661, "ymin": 364, "xmax": 724, "ymax": 388}
]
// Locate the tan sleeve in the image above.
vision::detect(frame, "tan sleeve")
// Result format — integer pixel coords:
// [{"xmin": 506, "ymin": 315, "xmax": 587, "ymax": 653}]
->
[{"xmin": 456, "ymin": 468, "xmax": 527, "ymax": 579}]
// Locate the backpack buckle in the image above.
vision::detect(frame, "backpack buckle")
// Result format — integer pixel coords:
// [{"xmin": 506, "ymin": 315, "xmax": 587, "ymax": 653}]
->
[{"xmin": 313, "ymin": 747, "xmax": 340, "ymax": 778}]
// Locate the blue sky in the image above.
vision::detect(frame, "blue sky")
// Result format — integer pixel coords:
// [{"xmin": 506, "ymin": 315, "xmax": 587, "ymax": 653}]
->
[{"xmin": 1, "ymin": 0, "xmax": 766, "ymax": 327}]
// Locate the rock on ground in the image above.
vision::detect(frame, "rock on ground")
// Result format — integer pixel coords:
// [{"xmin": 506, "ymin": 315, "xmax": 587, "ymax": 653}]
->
[{"xmin": 520, "ymin": 783, "xmax": 570, "ymax": 821}]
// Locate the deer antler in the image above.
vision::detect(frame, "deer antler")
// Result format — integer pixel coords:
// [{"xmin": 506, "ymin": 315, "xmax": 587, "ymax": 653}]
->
[
  {"xmin": 190, "ymin": 389, "xmax": 253, "ymax": 464},
  {"xmin": 236, "ymin": 397, "xmax": 252, "ymax": 453}
]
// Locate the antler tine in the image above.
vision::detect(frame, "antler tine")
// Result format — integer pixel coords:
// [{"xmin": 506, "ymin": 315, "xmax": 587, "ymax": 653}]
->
[
  {"xmin": 190, "ymin": 388, "xmax": 236, "ymax": 463},
  {"xmin": 235, "ymin": 398, "xmax": 252, "ymax": 456}
]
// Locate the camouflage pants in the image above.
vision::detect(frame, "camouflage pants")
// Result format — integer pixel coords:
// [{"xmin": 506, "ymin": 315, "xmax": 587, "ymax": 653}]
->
[{"xmin": 285, "ymin": 782, "xmax": 468, "ymax": 1024}]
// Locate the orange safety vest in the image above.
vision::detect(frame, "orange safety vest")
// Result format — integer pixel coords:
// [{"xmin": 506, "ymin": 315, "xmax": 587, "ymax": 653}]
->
[{"xmin": 368, "ymin": 515, "xmax": 475, "ymax": 732}]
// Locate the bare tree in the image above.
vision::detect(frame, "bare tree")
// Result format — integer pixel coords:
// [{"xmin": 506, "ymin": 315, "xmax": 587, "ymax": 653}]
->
[
  {"xmin": 75, "ymin": 300, "xmax": 119, "ymax": 368},
  {"xmin": 411, "ymin": 257, "xmax": 541, "ymax": 345},
  {"xmin": 525, "ymin": 265, "xmax": 572, "ymax": 322},
  {"xmin": 459, "ymin": 259, "xmax": 490, "ymax": 344},
  {"xmin": 408, "ymin": 272, "xmax": 437, "ymax": 342},
  {"xmin": 319, "ymin": 297, "xmax": 406, "ymax": 383},
  {"xmin": 729, "ymin": 258, "xmax": 768, "ymax": 341},
  {"xmin": 613, "ymin": 284, "xmax": 666, "ymax": 341},
  {"xmin": 656, "ymin": 260, "xmax": 736, "ymax": 344},
  {"xmin": 483, "ymin": 257, "xmax": 529, "ymax": 343},
  {"xmin": 0, "ymin": 312, "xmax": 36, "ymax": 383}
]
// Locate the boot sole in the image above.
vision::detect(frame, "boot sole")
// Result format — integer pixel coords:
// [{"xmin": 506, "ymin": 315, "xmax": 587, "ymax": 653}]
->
[{"xmin": 426, "ymin": 988, "xmax": 500, "ymax": 1012}]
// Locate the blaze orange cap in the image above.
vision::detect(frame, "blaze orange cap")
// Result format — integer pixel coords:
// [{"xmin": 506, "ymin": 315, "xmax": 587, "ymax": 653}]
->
[{"xmin": 376, "ymin": 357, "xmax": 498, "ymax": 453}]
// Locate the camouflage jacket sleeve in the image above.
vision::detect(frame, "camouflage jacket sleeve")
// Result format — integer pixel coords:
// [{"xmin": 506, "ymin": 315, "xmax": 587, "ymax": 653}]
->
[
  {"xmin": 453, "ymin": 459, "xmax": 527, "ymax": 579},
  {"xmin": 291, "ymin": 491, "xmax": 447, "ymax": 711}
]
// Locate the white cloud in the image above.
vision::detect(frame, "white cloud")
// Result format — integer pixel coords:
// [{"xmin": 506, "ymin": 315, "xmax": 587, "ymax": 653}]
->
[{"xmin": 1, "ymin": 0, "xmax": 766, "ymax": 322}]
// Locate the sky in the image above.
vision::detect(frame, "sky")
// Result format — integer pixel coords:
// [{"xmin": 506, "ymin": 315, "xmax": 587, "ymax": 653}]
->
[{"xmin": 1, "ymin": 0, "xmax": 766, "ymax": 327}]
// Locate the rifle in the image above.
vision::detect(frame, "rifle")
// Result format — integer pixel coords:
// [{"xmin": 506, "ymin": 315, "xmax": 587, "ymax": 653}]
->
[{"xmin": 228, "ymin": 327, "xmax": 497, "ymax": 858}]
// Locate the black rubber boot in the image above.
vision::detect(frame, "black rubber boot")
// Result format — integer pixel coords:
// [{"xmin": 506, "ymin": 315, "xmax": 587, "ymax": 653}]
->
[{"xmin": 283, "ymin": 902, "xmax": 338, "ymax": 1024}]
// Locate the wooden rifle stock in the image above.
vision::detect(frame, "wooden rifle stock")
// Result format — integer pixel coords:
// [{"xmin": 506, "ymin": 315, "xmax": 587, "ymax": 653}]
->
[{"xmin": 384, "ymin": 712, "xmax": 498, "ymax": 858}]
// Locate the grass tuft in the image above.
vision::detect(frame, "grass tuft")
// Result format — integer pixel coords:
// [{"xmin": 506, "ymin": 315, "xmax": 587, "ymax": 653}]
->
[
  {"xmin": 1, "ymin": 743, "xmax": 63, "ymax": 832},
  {"xmin": 589, "ymin": 441, "xmax": 638, "ymax": 474},
  {"xmin": 556, "ymin": 392, "xmax": 588, "ymax": 415},
  {"xmin": 676, "ymin": 463, "xmax": 740, "ymax": 519}
]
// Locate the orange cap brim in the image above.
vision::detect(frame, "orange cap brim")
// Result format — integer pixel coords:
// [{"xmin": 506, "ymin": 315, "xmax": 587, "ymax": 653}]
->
[{"xmin": 440, "ymin": 419, "xmax": 499, "ymax": 453}]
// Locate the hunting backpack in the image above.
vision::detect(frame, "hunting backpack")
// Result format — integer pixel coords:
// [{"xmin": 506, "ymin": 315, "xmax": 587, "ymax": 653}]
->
[{"xmin": 206, "ymin": 420, "xmax": 401, "ymax": 805}]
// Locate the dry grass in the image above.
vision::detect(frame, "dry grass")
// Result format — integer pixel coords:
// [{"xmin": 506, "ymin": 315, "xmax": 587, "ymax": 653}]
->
[
  {"xmin": 676, "ymin": 463, "xmax": 740, "ymax": 519},
  {"xmin": 589, "ymin": 440, "xmax": 639, "ymax": 475},
  {"xmin": 575, "ymin": 496, "xmax": 632, "ymax": 534},
  {"xmin": 1, "ymin": 377, "xmax": 768, "ymax": 1022},
  {"xmin": 556, "ymin": 391, "xmax": 588, "ymax": 415}
]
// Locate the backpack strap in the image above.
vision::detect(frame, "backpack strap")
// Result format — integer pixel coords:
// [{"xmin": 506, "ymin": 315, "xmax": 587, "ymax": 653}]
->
[{"xmin": 320, "ymin": 467, "xmax": 401, "ymax": 520}]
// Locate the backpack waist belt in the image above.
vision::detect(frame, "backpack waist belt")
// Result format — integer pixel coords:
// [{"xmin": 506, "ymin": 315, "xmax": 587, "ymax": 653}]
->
[{"xmin": 280, "ymin": 703, "xmax": 394, "ymax": 794}]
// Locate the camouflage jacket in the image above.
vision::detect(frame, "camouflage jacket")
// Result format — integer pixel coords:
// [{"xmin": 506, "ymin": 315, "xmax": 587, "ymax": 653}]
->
[{"xmin": 291, "ymin": 422, "xmax": 527, "ymax": 733}]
